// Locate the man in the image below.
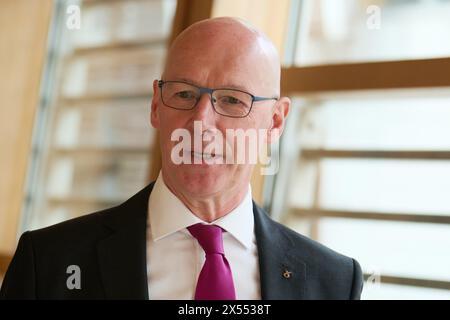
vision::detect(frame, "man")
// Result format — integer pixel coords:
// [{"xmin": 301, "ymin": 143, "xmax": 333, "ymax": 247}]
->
[{"xmin": 0, "ymin": 17, "xmax": 363, "ymax": 300}]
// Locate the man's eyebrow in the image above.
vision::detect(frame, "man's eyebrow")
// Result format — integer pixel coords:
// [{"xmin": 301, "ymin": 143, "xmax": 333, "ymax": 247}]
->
[{"xmin": 172, "ymin": 77, "xmax": 252, "ymax": 93}]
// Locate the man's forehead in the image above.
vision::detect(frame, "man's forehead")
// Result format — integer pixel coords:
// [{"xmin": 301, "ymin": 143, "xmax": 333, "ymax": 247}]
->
[{"xmin": 163, "ymin": 55, "xmax": 277, "ymax": 96}]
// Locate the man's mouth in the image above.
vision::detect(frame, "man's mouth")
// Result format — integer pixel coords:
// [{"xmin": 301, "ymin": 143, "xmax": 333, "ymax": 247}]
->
[{"xmin": 190, "ymin": 151, "xmax": 222, "ymax": 159}]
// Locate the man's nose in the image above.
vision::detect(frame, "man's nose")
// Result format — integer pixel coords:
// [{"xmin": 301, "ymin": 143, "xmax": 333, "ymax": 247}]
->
[{"xmin": 191, "ymin": 93, "xmax": 217, "ymax": 124}]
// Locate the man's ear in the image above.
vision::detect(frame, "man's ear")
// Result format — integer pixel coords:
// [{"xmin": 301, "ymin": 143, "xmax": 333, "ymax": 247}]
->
[
  {"xmin": 150, "ymin": 79, "xmax": 160, "ymax": 129},
  {"xmin": 268, "ymin": 96, "xmax": 290, "ymax": 143}
]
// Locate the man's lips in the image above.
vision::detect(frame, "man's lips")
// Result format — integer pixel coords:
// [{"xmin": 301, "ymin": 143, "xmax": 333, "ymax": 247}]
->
[{"xmin": 189, "ymin": 151, "xmax": 223, "ymax": 158}]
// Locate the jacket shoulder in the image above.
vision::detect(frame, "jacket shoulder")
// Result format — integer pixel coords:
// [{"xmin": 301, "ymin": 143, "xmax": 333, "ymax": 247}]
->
[
  {"xmin": 254, "ymin": 204, "xmax": 363, "ymax": 299},
  {"xmin": 277, "ymin": 220, "xmax": 363, "ymax": 299}
]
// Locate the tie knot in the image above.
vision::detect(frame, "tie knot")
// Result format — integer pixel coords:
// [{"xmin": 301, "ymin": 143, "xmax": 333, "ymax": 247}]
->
[{"xmin": 187, "ymin": 223, "xmax": 224, "ymax": 255}]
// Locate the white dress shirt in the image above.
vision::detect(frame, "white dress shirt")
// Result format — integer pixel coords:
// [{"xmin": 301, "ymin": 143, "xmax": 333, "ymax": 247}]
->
[{"xmin": 147, "ymin": 172, "xmax": 261, "ymax": 299}]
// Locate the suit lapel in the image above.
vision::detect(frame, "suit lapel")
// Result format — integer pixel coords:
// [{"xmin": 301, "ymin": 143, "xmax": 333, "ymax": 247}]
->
[
  {"xmin": 96, "ymin": 183, "xmax": 154, "ymax": 299},
  {"xmin": 253, "ymin": 202, "xmax": 307, "ymax": 300}
]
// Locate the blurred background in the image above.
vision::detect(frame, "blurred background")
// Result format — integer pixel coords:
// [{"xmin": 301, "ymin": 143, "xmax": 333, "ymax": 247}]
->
[{"xmin": 1, "ymin": 0, "xmax": 450, "ymax": 299}]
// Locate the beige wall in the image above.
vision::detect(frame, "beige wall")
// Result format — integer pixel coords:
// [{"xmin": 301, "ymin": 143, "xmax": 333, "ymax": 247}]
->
[{"xmin": 0, "ymin": 0, "xmax": 52, "ymax": 254}]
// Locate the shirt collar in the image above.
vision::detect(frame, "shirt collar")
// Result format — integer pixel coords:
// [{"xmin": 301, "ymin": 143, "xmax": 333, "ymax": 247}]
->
[{"xmin": 148, "ymin": 172, "xmax": 254, "ymax": 249}]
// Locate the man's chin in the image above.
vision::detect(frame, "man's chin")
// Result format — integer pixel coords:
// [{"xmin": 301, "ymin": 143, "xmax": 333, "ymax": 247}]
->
[{"xmin": 177, "ymin": 168, "xmax": 225, "ymax": 196}]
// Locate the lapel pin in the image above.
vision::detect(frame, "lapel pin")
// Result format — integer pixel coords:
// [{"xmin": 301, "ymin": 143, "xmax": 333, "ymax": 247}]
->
[{"xmin": 283, "ymin": 270, "xmax": 292, "ymax": 279}]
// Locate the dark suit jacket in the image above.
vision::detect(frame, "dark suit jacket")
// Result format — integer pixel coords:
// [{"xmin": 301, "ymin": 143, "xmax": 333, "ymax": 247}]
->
[{"xmin": 0, "ymin": 182, "xmax": 363, "ymax": 299}]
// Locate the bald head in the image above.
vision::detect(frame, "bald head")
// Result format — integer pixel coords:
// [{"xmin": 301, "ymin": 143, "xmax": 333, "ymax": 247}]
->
[{"xmin": 163, "ymin": 17, "xmax": 281, "ymax": 96}]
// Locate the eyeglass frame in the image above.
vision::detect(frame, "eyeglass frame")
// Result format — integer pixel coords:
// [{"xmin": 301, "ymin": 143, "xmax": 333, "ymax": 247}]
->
[{"xmin": 157, "ymin": 79, "xmax": 279, "ymax": 118}]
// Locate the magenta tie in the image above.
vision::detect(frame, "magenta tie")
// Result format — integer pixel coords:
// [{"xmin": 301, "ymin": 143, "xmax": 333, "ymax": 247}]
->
[{"xmin": 187, "ymin": 223, "xmax": 236, "ymax": 300}]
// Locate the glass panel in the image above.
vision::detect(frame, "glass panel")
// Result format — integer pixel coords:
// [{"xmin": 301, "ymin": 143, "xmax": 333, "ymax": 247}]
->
[
  {"xmin": 288, "ymin": 159, "xmax": 318, "ymax": 208},
  {"xmin": 312, "ymin": 159, "xmax": 450, "ymax": 215},
  {"xmin": 46, "ymin": 155, "xmax": 149, "ymax": 200},
  {"xmin": 298, "ymin": 94, "xmax": 450, "ymax": 150},
  {"xmin": 30, "ymin": 203, "xmax": 107, "ymax": 231},
  {"xmin": 295, "ymin": 0, "xmax": 450, "ymax": 65},
  {"xmin": 74, "ymin": 0, "xmax": 176, "ymax": 47},
  {"xmin": 317, "ymin": 218, "xmax": 450, "ymax": 282},
  {"xmin": 54, "ymin": 99, "xmax": 154, "ymax": 149},
  {"xmin": 62, "ymin": 47, "xmax": 165, "ymax": 97}
]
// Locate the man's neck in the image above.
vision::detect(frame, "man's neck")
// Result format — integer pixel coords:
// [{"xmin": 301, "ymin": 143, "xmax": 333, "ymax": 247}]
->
[{"xmin": 160, "ymin": 171, "xmax": 249, "ymax": 223}]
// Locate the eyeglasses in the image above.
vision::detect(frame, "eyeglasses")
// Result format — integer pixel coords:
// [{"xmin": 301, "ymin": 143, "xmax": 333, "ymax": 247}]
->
[{"xmin": 158, "ymin": 80, "xmax": 278, "ymax": 118}]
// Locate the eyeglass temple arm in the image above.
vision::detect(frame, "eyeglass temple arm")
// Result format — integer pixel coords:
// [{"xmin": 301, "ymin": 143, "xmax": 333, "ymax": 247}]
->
[{"xmin": 253, "ymin": 96, "xmax": 279, "ymax": 101}]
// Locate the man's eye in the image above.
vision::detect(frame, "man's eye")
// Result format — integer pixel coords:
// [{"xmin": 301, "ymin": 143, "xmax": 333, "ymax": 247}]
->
[
  {"xmin": 220, "ymin": 96, "xmax": 242, "ymax": 105},
  {"xmin": 175, "ymin": 91, "xmax": 196, "ymax": 99}
]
